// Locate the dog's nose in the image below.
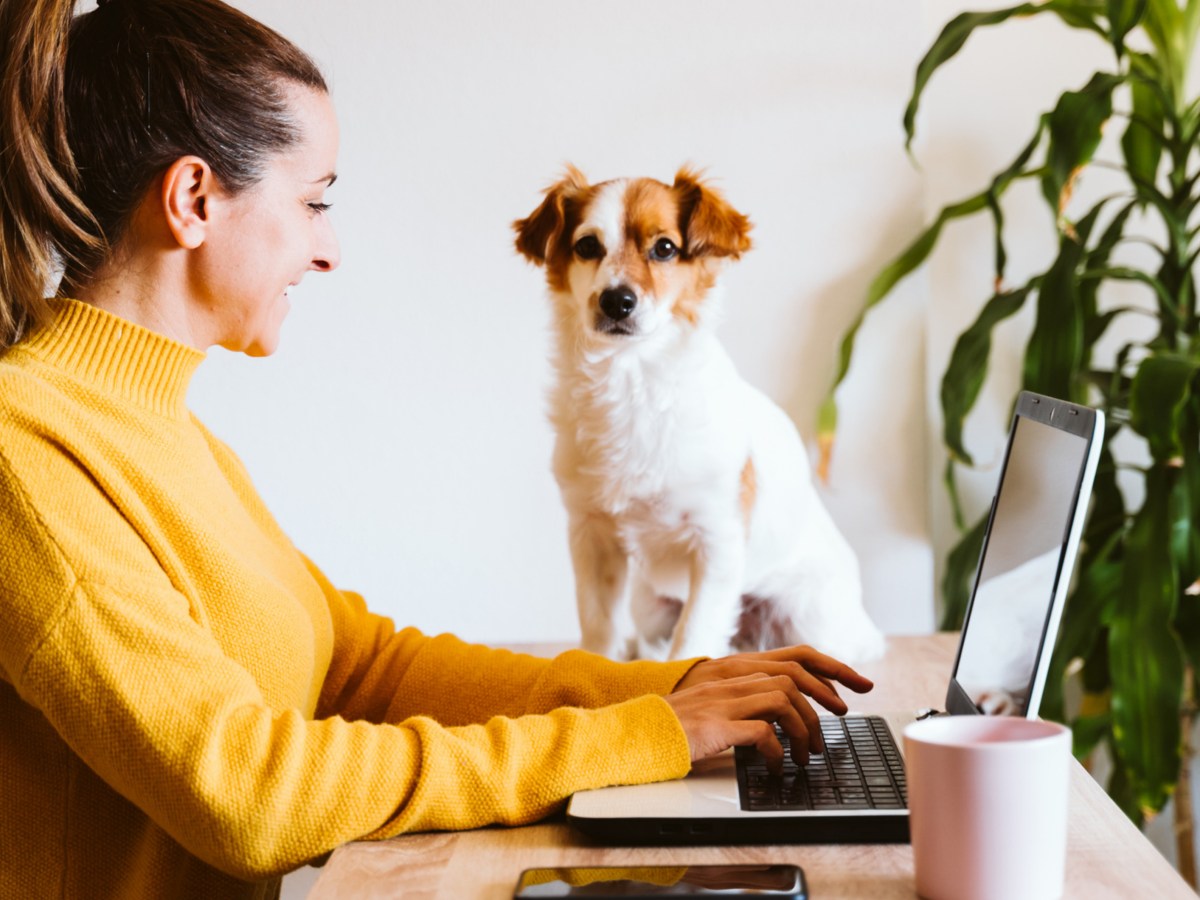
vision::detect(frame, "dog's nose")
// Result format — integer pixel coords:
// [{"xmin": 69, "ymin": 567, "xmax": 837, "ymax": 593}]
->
[{"xmin": 599, "ymin": 287, "xmax": 637, "ymax": 321}]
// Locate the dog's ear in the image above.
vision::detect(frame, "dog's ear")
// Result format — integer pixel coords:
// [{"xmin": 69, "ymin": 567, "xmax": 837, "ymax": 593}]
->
[
  {"xmin": 513, "ymin": 165, "xmax": 590, "ymax": 265},
  {"xmin": 673, "ymin": 166, "xmax": 753, "ymax": 260}
]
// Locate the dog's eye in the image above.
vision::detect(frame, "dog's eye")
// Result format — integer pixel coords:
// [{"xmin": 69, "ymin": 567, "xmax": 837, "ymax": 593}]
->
[
  {"xmin": 650, "ymin": 238, "xmax": 678, "ymax": 261},
  {"xmin": 574, "ymin": 235, "xmax": 603, "ymax": 260}
]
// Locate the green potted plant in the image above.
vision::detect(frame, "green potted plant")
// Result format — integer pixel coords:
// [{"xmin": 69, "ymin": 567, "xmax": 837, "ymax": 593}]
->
[{"xmin": 819, "ymin": 0, "xmax": 1200, "ymax": 881}]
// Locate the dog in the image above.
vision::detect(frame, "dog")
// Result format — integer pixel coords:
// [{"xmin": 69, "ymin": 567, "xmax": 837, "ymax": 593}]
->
[{"xmin": 514, "ymin": 165, "xmax": 884, "ymax": 662}]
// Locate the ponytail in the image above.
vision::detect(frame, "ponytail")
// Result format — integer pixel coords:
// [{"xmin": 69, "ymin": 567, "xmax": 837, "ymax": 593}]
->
[
  {"xmin": 0, "ymin": 0, "xmax": 100, "ymax": 348},
  {"xmin": 0, "ymin": 0, "xmax": 327, "ymax": 351}
]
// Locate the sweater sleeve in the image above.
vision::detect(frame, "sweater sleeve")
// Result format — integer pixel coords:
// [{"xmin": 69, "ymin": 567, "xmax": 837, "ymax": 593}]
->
[
  {"xmin": 0, "ymin": 457, "xmax": 692, "ymax": 881},
  {"xmin": 305, "ymin": 558, "xmax": 702, "ymax": 726}
]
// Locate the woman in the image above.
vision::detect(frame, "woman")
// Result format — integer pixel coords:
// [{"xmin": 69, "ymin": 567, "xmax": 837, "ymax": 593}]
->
[{"xmin": 0, "ymin": 1, "xmax": 873, "ymax": 897}]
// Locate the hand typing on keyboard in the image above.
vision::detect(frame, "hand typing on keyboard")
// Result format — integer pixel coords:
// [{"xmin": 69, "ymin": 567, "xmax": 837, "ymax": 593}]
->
[{"xmin": 665, "ymin": 645, "xmax": 874, "ymax": 774}]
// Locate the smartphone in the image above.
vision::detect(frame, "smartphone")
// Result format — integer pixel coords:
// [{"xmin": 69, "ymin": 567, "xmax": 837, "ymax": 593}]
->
[{"xmin": 513, "ymin": 864, "xmax": 807, "ymax": 898}]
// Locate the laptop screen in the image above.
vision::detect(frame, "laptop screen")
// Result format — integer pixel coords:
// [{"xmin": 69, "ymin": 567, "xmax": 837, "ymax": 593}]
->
[{"xmin": 951, "ymin": 405, "xmax": 1095, "ymax": 717}]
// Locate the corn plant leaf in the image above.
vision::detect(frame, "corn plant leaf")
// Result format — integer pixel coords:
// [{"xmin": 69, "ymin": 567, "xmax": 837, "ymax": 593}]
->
[
  {"xmin": 1022, "ymin": 203, "xmax": 1105, "ymax": 402},
  {"xmin": 1183, "ymin": 93, "xmax": 1200, "ymax": 145},
  {"xmin": 1106, "ymin": 0, "xmax": 1147, "ymax": 57},
  {"xmin": 817, "ymin": 191, "xmax": 990, "ymax": 466},
  {"xmin": 1047, "ymin": 445, "xmax": 1125, "ymax": 661},
  {"xmin": 1041, "ymin": 73, "xmax": 1124, "ymax": 217},
  {"xmin": 941, "ymin": 287, "xmax": 1032, "ymax": 465},
  {"xmin": 1084, "ymin": 624, "xmax": 1115, "ymax": 693},
  {"xmin": 1130, "ymin": 176, "xmax": 1192, "ymax": 254},
  {"xmin": 1108, "ymin": 466, "xmax": 1184, "ymax": 815},
  {"xmin": 1122, "ymin": 66, "xmax": 1166, "ymax": 189},
  {"xmin": 940, "ymin": 510, "xmax": 989, "ymax": 630},
  {"xmin": 816, "ymin": 123, "xmax": 1047, "ymax": 472},
  {"xmin": 1173, "ymin": 398, "xmax": 1200, "ymax": 697},
  {"xmin": 944, "ymin": 456, "xmax": 967, "ymax": 532},
  {"xmin": 1042, "ymin": 530, "xmax": 1123, "ymax": 721},
  {"xmin": 904, "ymin": 2, "xmax": 1106, "ymax": 148},
  {"xmin": 1129, "ymin": 353, "xmax": 1198, "ymax": 460},
  {"xmin": 986, "ymin": 192, "xmax": 1008, "ymax": 284},
  {"xmin": 1080, "ymin": 200, "xmax": 1137, "ymax": 352},
  {"xmin": 1175, "ymin": 398, "xmax": 1200, "ymax": 576},
  {"xmin": 1106, "ymin": 743, "xmax": 1146, "ymax": 824},
  {"xmin": 1143, "ymin": 0, "xmax": 1185, "ymax": 53},
  {"xmin": 1080, "ymin": 265, "xmax": 1180, "ymax": 327},
  {"xmin": 1073, "ymin": 711, "xmax": 1114, "ymax": 759}
]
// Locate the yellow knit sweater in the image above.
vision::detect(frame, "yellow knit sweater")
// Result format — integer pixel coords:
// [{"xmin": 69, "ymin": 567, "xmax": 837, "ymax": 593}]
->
[{"xmin": 0, "ymin": 300, "xmax": 695, "ymax": 900}]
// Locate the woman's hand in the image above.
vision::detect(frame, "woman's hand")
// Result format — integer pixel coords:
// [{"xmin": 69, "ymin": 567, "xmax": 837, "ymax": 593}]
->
[{"xmin": 664, "ymin": 646, "xmax": 873, "ymax": 772}]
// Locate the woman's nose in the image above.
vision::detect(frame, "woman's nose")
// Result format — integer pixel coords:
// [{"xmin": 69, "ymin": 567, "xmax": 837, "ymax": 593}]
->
[{"xmin": 311, "ymin": 218, "xmax": 341, "ymax": 272}]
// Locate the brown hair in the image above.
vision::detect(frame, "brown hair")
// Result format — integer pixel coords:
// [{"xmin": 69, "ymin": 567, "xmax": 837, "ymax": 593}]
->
[{"xmin": 0, "ymin": 0, "xmax": 327, "ymax": 350}]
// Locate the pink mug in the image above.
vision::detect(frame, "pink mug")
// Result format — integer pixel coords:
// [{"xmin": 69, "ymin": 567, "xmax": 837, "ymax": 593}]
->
[{"xmin": 903, "ymin": 716, "xmax": 1071, "ymax": 900}]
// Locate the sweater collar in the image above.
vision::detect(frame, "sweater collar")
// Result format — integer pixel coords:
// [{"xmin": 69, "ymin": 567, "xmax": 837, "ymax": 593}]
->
[{"xmin": 19, "ymin": 299, "xmax": 206, "ymax": 419}]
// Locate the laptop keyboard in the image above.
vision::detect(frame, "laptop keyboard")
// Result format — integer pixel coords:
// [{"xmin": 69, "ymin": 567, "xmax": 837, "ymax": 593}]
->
[{"xmin": 735, "ymin": 715, "xmax": 907, "ymax": 811}]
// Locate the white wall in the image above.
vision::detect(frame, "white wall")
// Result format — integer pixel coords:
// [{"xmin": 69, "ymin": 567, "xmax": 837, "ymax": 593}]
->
[
  {"xmin": 189, "ymin": 0, "xmax": 935, "ymax": 645},
  {"xmin": 184, "ymin": 1, "xmax": 1158, "ymax": 647}
]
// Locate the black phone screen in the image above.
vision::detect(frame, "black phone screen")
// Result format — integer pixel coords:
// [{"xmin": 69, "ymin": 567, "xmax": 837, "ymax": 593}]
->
[{"xmin": 513, "ymin": 864, "xmax": 806, "ymax": 898}]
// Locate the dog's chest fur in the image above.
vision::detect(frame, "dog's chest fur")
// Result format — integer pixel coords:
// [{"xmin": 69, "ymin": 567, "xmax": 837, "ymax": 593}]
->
[{"xmin": 550, "ymin": 337, "xmax": 740, "ymax": 540}]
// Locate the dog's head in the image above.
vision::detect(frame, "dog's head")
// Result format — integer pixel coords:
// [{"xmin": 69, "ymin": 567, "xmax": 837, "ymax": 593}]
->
[{"xmin": 514, "ymin": 166, "xmax": 752, "ymax": 343}]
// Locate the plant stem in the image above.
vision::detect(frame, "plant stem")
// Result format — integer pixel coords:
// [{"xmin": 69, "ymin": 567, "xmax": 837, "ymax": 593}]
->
[{"xmin": 1176, "ymin": 665, "xmax": 1197, "ymax": 889}]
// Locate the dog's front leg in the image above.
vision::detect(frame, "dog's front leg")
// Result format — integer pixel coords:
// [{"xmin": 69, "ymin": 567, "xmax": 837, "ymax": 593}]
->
[
  {"xmin": 569, "ymin": 512, "xmax": 635, "ymax": 660},
  {"xmin": 669, "ymin": 535, "xmax": 746, "ymax": 660}
]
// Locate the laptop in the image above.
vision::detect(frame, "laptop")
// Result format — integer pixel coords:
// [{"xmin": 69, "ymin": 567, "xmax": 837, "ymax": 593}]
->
[{"xmin": 566, "ymin": 390, "xmax": 1105, "ymax": 845}]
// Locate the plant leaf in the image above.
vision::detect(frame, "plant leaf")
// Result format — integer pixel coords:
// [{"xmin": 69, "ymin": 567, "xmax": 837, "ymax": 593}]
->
[
  {"xmin": 1043, "ymin": 440, "xmax": 1125, "ymax": 725},
  {"xmin": 1042, "ymin": 525, "xmax": 1124, "ymax": 721},
  {"xmin": 819, "ymin": 191, "xmax": 1002, "ymax": 474},
  {"xmin": 1129, "ymin": 353, "xmax": 1198, "ymax": 460},
  {"xmin": 941, "ymin": 287, "xmax": 1032, "ymax": 465},
  {"xmin": 1106, "ymin": 739, "xmax": 1147, "ymax": 824},
  {"xmin": 1022, "ymin": 203, "xmax": 1106, "ymax": 402},
  {"xmin": 940, "ymin": 511, "xmax": 989, "ymax": 630},
  {"xmin": 1108, "ymin": 465, "xmax": 1184, "ymax": 815},
  {"xmin": 1122, "ymin": 66, "xmax": 1166, "ymax": 189},
  {"xmin": 1172, "ymin": 396, "xmax": 1200, "ymax": 695},
  {"xmin": 1107, "ymin": 0, "xmax": 1148, "ymax": 57},
  {"xmin": 1077, "ymin": 200, "xmax": 1139, "ymax": 352},
  {"xmin": 816, "ymin": 123, "xmax": 1047, "ymax": 476},
  {"xmin": 1073, "ymin": 710, "xmax": 1114, "ymax": 759},
  {"xmin": 904, "ymin": 2, "xmax": 1106, "ymax": 149},
  {"xmin": 1080, "ymin": 265, "xmax": 1180, "ymax": 326},
  {"xmin": 1041, "ymin": 73, "xmax": 1125, "ymax": 221}
]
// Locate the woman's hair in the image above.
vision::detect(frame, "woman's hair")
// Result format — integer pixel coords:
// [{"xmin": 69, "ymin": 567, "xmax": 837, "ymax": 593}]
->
[{"xmin": 0, "ymin": 0, "xmax": 327, "ymax": 350}]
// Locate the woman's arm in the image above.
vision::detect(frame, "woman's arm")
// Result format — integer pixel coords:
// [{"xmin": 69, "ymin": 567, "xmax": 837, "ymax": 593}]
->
[
  {"xmin": 306, "ymin": 558, "xmax": 700, "ymax": 726},
  {"xmin": 0, "ymin": 453, "xmax": 691, "ymax": 880}
]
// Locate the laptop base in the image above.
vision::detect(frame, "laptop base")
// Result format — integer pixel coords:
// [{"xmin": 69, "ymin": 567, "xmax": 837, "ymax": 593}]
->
[{"xmin": 567, "ymin": 812, "xmax": 910, "ymax": 845}]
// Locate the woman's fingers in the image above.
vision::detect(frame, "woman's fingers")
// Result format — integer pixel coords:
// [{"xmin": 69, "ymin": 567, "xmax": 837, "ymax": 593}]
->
[
  {"xmin": 726, "ymin": 677, "xmax": 821, "ymax": 762},
  {"xmin": 665, "ymin": 673, "xmax": 826, "ymax": 770},
  {"xmin": 793, "ymin": 648, "xmax": 875, "ymax": 694},
  {"xmin": 711, "ymin": 660, "xmax": 847, "ymax": 715},
  {"xmin": 727, "ymin": 719, "xmax": 786, "ymax": 774},
  {"xmin": 673, "ymin": 646, "xmax": 874, "ymax": 707}
]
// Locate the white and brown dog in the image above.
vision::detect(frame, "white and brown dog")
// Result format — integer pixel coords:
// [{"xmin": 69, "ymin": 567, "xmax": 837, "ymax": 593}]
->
[{"xmin": 514, "ymin": 166, "xmax": 883, "ymax": 662}]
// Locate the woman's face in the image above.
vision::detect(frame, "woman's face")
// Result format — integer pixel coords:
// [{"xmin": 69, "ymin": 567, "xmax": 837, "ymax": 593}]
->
[{"xmin": 198, "ymin": 85, "xmax": 341, "ymax": 356}]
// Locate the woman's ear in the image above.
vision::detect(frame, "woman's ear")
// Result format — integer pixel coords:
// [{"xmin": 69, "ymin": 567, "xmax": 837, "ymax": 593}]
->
[
  {"xmin": 673, "ymin": 166, "xmax": 753, "ymax": 260},
  {"xmin": 161, "ymin": 156, "xmax": 216, "ymax": 250},
  {"xmin": 513, "ymin": 164, "xmax": 590, "ymax": 265}
]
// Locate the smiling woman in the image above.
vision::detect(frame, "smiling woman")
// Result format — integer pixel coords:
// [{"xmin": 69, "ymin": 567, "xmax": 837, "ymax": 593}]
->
[{"xmin": 0, "ymin": 2, "xmax": 874, "ymax": 899}]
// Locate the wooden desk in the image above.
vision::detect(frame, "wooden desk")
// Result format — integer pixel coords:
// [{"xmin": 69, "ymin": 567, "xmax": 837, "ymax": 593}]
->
[{"xmin": 308, "ymin": 635, "xmax": 1195, "ymax": 898}]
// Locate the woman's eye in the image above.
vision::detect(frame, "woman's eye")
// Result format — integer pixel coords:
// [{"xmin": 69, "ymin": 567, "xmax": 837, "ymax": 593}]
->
[
  {"xmin": 650, "ymin": 238, "xmax": 678, "ymax": 261},
  {"xmin": 307, "ymin": 201, "xmax": 332, "ymax": 214},
  {"xmin": 574, "ymin": 235, "xmax": 603, "ymax": 260}
]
